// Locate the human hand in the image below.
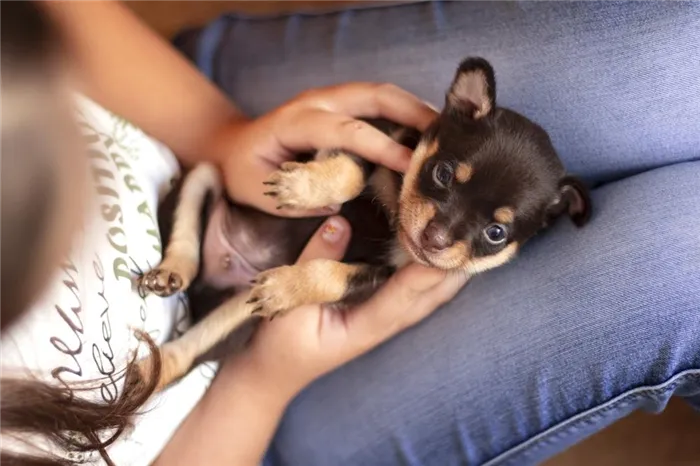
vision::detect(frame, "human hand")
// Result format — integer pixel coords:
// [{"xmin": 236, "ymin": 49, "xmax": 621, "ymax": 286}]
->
[
  {"xmin": 207, "ymin": 83, "xmax": 437, "ymax": 217},
  {"xmin": 224, "ymin": 214, "xmax": 469, "ymax": 402}
]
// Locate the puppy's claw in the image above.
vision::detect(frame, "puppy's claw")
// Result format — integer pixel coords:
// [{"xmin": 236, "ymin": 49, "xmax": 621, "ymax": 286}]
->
[
  {"xmin": 262, "ymin": 181, "xmax": 276, "ymax": 186},
  {"xmin": 247, "ymin": 266, "xmax": 309, "ymax": 319},
  {"xmin": 246, "ymin": 297, "xmax": 259, "ymax": 304},
  {"xmin": 263, "ymin": 191, "xmax": 278, "ymax": 197}
]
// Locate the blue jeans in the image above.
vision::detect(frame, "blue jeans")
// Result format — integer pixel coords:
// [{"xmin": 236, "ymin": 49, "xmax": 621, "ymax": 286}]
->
[{"xmin": 175, "ymin": 2, "xmax": 700, "ymax": 464}]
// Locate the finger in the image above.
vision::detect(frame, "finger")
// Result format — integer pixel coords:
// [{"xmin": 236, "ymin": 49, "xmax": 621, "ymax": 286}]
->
[
  {"xmin": 343, "ymin": 264, "xmax": 446, "ymax": 348},
  {"xmin": 407, "ymin": 270, "xmax": 470, "ymax": 322},
  {"xmin": 276, "ymin": 110, "xmax": 412, "ymax": 172},
  {"xmin": 347, "ymin": 266, "xmax": 470, "ymax": 353},
  {"xmin": 302, "ymin": 82, "xmax": 439, "ymax": 132},
  {"xmin": 296, "ymin": 216, "xmax": 351, "ymax": 264}
]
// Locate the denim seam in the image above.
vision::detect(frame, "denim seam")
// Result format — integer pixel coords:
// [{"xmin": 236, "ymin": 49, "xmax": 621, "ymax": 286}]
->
[
  {"xmin": 483, "ymin": 369, "xmax": 700, "ymax": 466},
  {"xmin": 219, "ymin": 1, "xmax": 433, "ymax": 22}
]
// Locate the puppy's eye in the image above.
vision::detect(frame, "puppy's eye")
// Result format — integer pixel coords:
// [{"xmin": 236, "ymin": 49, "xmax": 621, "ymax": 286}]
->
[
  {"xmin": 432, "ymin": 162, "xmax": 453, "ymax": 188},
  {"xmin": 483, "ymin": 223, "xmax": 508, "ymax": 245}
]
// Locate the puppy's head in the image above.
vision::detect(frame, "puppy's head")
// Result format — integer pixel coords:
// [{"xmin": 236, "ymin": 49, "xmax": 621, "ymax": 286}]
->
[{"xmin": 398, "ymin": 57, "xmax": 591, "ymax": 273}]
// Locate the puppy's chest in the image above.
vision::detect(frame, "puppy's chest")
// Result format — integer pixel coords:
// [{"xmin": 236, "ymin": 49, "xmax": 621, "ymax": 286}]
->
[{"xmin": 339, "ymin": 185, "xmax": 397, "ymax": 266}]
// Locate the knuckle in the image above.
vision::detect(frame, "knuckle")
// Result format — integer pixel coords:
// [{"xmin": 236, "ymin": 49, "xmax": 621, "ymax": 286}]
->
[
  {"xmin": 339, "ymin": 119, "xmax": 372, "ymax": 145},
  {"xmin": 377, "ymin": 82, "xmax": 399, "ymax": 92},
  {"xmin": 393, "ymin": 275, "xmax": 423, "ymax": 304},
  {"xmin": 272, "ymin": 100, "xmax": 298, "ymax": 122},
  {"xmin": 340, "ymin": 118, "xmax": 370, "ymax": 133},
  {"xmin": 295, "ymin": 88, "xmax": 326, "ymax": 106},
  {"xmin": 430, "ymin": 283, "xmax": 460, "ymax": 309},
  {"xmin": 376, "ymin": 82, "xmax": 400, "ymax": 95}
]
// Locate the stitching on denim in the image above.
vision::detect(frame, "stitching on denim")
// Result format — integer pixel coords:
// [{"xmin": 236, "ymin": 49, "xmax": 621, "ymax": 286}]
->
[
  {"xmin": 219, "ymin": 1, "xmax": 432, "ymax": 22},
  {"xmin": 483, "ymin": 369, "xmax": 700, "ymax": 466}
]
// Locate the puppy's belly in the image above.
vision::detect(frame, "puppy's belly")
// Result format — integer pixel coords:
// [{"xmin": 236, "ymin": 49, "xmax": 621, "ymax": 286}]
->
[
  {"xmin": 199, "ymin": 199, "xmax": 326, "ymax": 290},
  {"xmin": 338, "ymin": 190, "xmax": 395, "ymax": 266},
  {"xmin": 189, "ymin": 187, "xmax": 396, "ymax": 329},
  {"xmin": 200, "ymin": 200, "xmax": 265, "ymax": 289}
]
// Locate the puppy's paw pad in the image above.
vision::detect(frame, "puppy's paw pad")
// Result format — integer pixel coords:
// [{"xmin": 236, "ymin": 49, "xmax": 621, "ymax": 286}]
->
[
  {"xmin": 139, "ymin": 269, "xmax": 184, "ymax": 297},
  {"xmin": 247, "ymin": 267, "xmax": 304, "ymax": 319}
]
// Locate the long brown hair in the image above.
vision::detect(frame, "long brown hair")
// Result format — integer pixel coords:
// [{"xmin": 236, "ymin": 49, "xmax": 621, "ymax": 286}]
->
[{"xmin": 1, "ymin": 3, "xmax": 161, "ymax": 464}]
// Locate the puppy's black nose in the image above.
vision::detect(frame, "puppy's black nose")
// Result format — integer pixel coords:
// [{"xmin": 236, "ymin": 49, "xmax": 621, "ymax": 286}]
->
[{"xmin": 421, "ymin": 220, "xmax": 453, "ymax": 252}]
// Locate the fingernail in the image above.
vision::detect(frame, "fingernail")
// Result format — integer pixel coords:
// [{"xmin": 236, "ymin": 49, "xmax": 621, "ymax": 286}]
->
[{"xmin": 322, "ymin": 217, "xmax": 344, "ymax": 243}]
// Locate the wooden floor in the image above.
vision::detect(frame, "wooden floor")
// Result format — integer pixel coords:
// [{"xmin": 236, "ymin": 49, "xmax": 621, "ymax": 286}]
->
[{"xmin": 127, "ymin": 1, "xmax": 700, "ymax": 464}]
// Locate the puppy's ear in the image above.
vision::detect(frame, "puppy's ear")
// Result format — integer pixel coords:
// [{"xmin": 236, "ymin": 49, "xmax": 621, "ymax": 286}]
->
[
  {"xmin": 546, "ymin": 176, "xmax": 592, "ymax": 227},
  {"xmin": 446, "ymin": 57, "xmax": 496, "ymax": 119}
]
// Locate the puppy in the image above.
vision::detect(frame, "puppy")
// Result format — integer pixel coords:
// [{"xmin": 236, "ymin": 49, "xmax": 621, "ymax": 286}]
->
[{"xmin": 138, "ymin": 57, "xmax": 591, "ymax": 390}]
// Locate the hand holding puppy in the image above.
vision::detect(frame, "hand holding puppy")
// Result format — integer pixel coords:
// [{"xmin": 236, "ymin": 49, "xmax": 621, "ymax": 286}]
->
[
  {"xmin": 225, "ymin": 215, "xmax": 469, "ymax": 401},
  {"xmin": 206, "ymin": 83, "xmax": 438, "ymax": 217}
]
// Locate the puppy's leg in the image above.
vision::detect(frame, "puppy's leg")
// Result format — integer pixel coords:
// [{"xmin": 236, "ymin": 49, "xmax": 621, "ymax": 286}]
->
[
  {"xmin": 247, "ymin": 259, "xmax": 395, "ymax": 318},
  {"xmin": 139, "ymin": 292, "xmax": 254, "ymax": 391},
  {"xmin": 368, "ymin": 166, "xmax": 402, "ymax": 219},
  {"xmin": 263, "ymin": 150, "xmax": 370, "ymax": 210},
  {"xmin": 140, "ymin": 163, "xmax": 221, "ymax": 297}
]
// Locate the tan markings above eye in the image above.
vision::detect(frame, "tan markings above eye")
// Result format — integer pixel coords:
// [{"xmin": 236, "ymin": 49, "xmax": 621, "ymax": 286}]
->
[
  {"xmin": 493, "ymin": 206, "xmax": 515, "ymax": 224},
  {"xmin": 455, "ymin": 163, "xmax": 473, "ymax": 183}
]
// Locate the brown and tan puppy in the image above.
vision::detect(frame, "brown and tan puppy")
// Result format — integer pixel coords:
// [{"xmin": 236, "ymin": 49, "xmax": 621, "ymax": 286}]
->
[{"xmin": 138, "ymin": 57, "xmax": 591, "ymax": 390}]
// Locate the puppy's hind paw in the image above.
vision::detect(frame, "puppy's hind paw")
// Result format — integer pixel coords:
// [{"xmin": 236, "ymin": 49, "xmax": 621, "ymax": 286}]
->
[{"xmin": 139, "ymin": 268, "xmax": 184, "ymax": 297}]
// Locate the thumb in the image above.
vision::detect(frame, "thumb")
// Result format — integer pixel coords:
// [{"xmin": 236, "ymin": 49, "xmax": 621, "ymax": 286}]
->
[
  {"xmin": 343, "ymin": 264, "xmax": 446, "ymax": 347},
  {"xmin": 296, "ymin": 216, "xmax": 351, "ymax": 264}
]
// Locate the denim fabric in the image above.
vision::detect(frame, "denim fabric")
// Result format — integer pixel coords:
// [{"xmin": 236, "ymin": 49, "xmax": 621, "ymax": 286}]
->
[
  {"xmin": 261, "ymin": 163, "xmax": 700, "ymax": 466},
  {"xmin": 174, "ymin": 2, "xmax": 700, "ymax": 464},
  {"xmin": 178, "ymin": 1, "xmax": 700, "ymax": 187}
]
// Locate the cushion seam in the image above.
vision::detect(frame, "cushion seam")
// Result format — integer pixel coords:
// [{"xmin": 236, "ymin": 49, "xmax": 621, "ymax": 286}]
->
[{"xmin": 483, "ymin": 368, "xmax": 700, "ymax": 466}]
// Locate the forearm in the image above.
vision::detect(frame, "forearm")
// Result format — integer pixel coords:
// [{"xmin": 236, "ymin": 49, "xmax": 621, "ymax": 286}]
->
[
  {"xmin": 42, "ymin": 1, "xmax": 245, "ymax": 165},
  {"xmin": 154, "ymin": 356, "xmax": 293, "ymax": 466}
]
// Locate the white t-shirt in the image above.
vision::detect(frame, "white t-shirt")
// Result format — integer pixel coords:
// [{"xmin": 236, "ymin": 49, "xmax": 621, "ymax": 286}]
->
[{"xmin": 2, "ymin": 96, "xmax": 218, "ymax": 464}]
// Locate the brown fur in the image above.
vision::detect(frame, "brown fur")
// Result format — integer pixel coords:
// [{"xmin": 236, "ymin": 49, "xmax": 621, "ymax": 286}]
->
[{"xmin": 368, "ymin": 167, "xmax": 401, "ymax": 217}]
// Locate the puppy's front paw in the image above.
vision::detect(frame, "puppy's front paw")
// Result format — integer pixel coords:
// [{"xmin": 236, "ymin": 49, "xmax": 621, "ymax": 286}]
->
[
  {"xmin": 246, "ymin": 266, "xmax": 310, "ymax": 319},
  {"xmin": 139, "ymin": 268, "xmax": 184, "ymax": 297},
  {"xmin": 263, "ymin": 155, "xmax": 367, "ymax": 211},
  {"xmin": 263, "ymin": 162, "xmax": 330, "ymax": 211}
]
